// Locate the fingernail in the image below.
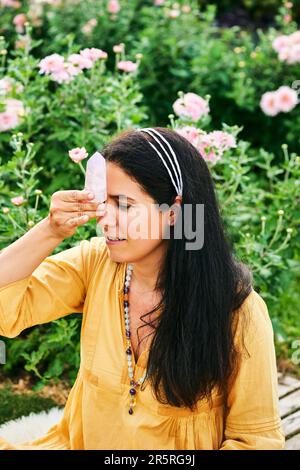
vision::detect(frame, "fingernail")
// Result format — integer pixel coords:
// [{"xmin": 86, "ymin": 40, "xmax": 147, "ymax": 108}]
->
[{"xmin": 87, "ymin": 192, "xmax": 94, "ymax": 199}]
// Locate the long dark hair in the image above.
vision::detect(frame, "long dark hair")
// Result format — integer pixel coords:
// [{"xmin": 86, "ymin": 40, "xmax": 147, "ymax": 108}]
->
[{"xmin": 102, "ymin": 126, "xmax": 253, "ymax": 411}]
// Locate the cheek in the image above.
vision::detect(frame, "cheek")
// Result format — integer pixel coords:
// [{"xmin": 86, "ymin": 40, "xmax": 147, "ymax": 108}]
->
[{"xmin": 123, "ymin": 207, "xmax": 163, "ymax": 240}]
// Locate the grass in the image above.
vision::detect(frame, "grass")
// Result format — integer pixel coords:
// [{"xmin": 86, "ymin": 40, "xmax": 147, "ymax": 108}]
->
[{"xmin": 0, "ymin": 385, "xmax": 61, "ymax": 426}]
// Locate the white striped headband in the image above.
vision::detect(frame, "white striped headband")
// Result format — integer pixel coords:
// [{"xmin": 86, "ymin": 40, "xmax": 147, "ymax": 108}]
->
[{"xmin": 136, "ymin": 127, "xmax": 183, "ymax": 197}]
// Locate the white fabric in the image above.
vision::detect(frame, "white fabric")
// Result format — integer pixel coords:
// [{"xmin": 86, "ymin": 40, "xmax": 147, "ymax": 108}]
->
[{"xmin": 0, "ymin": 407, "xmax": 64, "ymax": 445}]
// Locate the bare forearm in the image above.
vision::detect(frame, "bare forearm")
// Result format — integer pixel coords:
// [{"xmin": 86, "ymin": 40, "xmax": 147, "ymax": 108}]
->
[{"xmin": 0, "ymin": 216, "xmax": 64, "ymax": 288}]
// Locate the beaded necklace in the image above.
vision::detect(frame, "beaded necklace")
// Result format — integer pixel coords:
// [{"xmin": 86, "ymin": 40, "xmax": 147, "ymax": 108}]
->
[{"xmin": 123, "ymin": 263, "xmax": 147, "ymax": 415}]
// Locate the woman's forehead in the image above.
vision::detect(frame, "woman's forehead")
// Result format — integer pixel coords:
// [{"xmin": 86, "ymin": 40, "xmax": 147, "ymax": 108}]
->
[{"xmin": 106, "ymin": 162, "xmax": 152, "ymax": 203}]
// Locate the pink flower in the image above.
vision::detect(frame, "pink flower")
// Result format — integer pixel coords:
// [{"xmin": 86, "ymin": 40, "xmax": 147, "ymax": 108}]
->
[
  {"xmin": 173, "ymin": 92, "xmax": 210, "ymax": 122},
  {"xmin": 63, "ymin": 62, "xmax": 81, "ymax": 77},
  {"xmin": 69, "ymin": 147, "xmax": 88, "ymax": 163},
  {"xmin": 276, "ymin": 85, "xmax": 298, "ymax": 112},
  {"xmin": 15, "ymin": 37, "xmax": 31, "ymax": 50},
  {"xmin": 154, "ymin": 0, "xmax": 165, "ymax": 5},
  {"xmin": 107, "ymin": 0, "xmax": 120, "ymax": 14},
  {"xmin": 1, "ymin": 0, "xmax": 21, "ymax": 7},
  {"xmin": 260, "ymin": 86, "xmax": 298, "ymax": 116},
  {"xmin": 287, "ymin": 43, "xmax": 300, "ymax": 64},
  {"xmin": 272, "ymin": 35, "xmax": 290, "ymax": 53},
  {"xmin": 176, "ymin": 126, "xmax": 235, "ymax": 164},
  {"xmin": 11, "ymin": 195, "xmax": 24, "ymax": 206},
  {"xmin": 260, "ymin": 91, "xmax": 281, "ymax": 116},
  {"xmin": 273, "ymin": 31, "xmax": 300, "ymax": 64},
  {"xmin": 0, "ymin": 77, "xmax": 13, "ymax": 95},
  {"xmin": 290, "ymin": 31, "xmax": 300, "ymax": 44},
  {"xmin": 39, "ymin": 53, "xmax": 65, "ymax": 75},
  {"xmin": 0, "ymin": 98, "xmax": 24, "ymax": 132},
  {"xmin": 207, "ymin": 130, "xmax": 237, "ymax": 151},
  {"xmin": 67, "ymin": 53, "xmax": 93, "ymax": 70},
  {"xmin": 5, "ymin": 98, "xmax": 25, "ymax": 116},
  {"xmin": 13, "ymin": 13, "xmax": 27, "ymax": 33},
  {"xmin": 198, "ymin": 140, "xmax": 219, "ymax": 163},
  {"xmin": 51, "ymin": 67, "xmax": 74, "ymax": 83},
  {"xmin": 113, "ymin": 44, "xmax": 125, "ymax": 54},
  {"xmin": 81, "ymin": 18, "xmax": 97, "ymax": 35},
  {"xmin": 117, "ymin": 60, "xmax": 138, "ymax": 72},
  {"xmin": 176, "ymin": 125, "xmax": 203, "ymax": 146},
  {"xmin": 80, "ymin": 48, "xmax": 108, "ymax": 62},
  {"xmin": 182, "ymin": 5, "xmax": 191, "ymax": 13},
  {"xmin": 167, "ymin": 9, "xmax": 180, "ymax": 18},
  {"xmin": 0, "ymin": 112, "xmax": 19, "ymax": 131}
]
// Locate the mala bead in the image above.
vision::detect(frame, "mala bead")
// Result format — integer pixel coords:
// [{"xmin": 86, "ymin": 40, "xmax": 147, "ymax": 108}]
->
[{"xmin": 123, "ymin": 263, "xmax": 147, "ymax": 415}]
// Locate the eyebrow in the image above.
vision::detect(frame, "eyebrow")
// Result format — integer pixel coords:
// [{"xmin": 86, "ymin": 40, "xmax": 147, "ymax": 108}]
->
[{"xmin": 108, "ymin": 194, "xmax": 136, "ymax": 203}]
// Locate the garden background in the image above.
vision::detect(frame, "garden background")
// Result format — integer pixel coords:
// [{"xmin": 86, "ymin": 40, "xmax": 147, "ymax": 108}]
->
[{"xmin": 0, "ymin": 0, "xmax": 299, "ymax": 423}]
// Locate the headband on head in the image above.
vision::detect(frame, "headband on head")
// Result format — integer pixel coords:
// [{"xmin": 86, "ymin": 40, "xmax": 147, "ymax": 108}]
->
[{"xmin": 136, "ymin": 127, "xmax": 183, "ymax": 197}]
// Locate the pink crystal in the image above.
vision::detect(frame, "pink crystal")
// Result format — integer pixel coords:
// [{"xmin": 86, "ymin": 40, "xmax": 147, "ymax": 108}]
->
[{"xmin": 84, "ymin": 151, "xmax": 107, "ymax": 203}]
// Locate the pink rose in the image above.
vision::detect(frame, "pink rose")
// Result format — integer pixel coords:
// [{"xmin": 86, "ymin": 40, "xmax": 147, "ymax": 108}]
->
[
  {"xmin": 173, "ymin": 92, "xmax": 210, "ymax": 122},
  {"xmin": 69, "ymin": 147, "xmax": 89, "ymax": 163}
]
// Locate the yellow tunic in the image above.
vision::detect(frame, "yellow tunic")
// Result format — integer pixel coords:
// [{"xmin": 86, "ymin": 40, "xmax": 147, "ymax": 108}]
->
[{"xmin": 0, "ymin": 236, "xmax": 285, "ymax": 450}]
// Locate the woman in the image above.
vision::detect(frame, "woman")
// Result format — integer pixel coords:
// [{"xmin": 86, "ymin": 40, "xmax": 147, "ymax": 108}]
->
[{"xmin": 0, "ymin": 127, "xmax": 285, "ymax": 450}]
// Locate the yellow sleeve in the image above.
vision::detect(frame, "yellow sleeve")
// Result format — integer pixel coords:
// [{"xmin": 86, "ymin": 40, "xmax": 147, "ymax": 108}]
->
[
  {"xmin": 0, "ymin": 237, "xmax": 104, "ymax": 338},
  {"xmin": 219, "ymin": 290, "xmax": 285, "ymax": 450}
]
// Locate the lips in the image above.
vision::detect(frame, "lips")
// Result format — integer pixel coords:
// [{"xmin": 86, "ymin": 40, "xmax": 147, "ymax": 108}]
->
[{"xmin": 106, "ymin": 235, "xmax": 126, "ymax": 241}]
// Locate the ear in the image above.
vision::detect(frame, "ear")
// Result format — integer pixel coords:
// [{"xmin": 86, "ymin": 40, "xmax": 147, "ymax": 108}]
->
[{"xmin": 168, "ymin": 195, "xmax": 182, "ymax": 226}]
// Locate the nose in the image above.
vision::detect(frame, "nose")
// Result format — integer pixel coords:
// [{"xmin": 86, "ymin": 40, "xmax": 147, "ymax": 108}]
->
[{"xmin": 96, "ymin": 201, "xmax": 117, "ymax": 229}]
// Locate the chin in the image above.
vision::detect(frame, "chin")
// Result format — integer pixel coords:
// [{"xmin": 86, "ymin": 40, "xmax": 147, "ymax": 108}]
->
[{"xmin": 106, "ymin": 247, "xmax": 128, "ymax": 264}]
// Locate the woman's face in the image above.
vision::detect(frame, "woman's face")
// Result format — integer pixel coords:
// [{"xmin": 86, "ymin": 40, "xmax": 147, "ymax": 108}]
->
[{"xmin": 96, "ymin": 162, "xmax": 177, "ymax": 264}]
